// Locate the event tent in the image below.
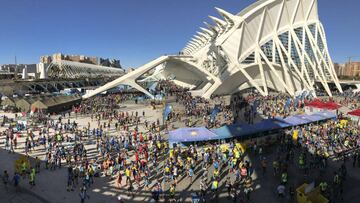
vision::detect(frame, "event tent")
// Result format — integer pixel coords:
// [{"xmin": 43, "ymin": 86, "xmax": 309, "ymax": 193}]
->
[
  {"xmin": 211, "ymin": 123, "xmax": 255, "ymax": 139},
  {"xmin": 305, "ymin": 99, "xmax": 324, "ymax": 108},
  {"xmin": 284, "ymin": 114, "xmax": 313, "ymax": 125},
  {"xmin": 252, "ymin": 118, "xmax": 291, "ymax": 131},
  {"xmin": 348, "ymin": 109, "xmax": 360, "ymax": 117},
  {"xmin": 284, "ymin": 111, "xmax": 336, "ymax": 126},
  {"xmin": 169, "ymin": 127, "xmax": 221, "ymax": 143},
  {"xmin": 210, "ymin": 126, "xmax": 232, "ymax": 139},
  {"xmin": 1, "ymin": 97, "xmax": 19, "ymax": 107},
  {"xmin": 323, "ymin": 101, "xmax": 341, "ymax": 110},
  {"xmin": 15, "ymin": 97, "xmax": 37, "ymax": 112},
  {"xmin": 312, "ymin": 111, "xmax": 337, "ymax": 120},
  {"xmin": 303, "ymin": 114, "xmax": 325, "ymax": 122},
  {"xmin": 169, "ymin": 111, "xmax": 337, "ymax": 146},
  {"xmin": 211, "ymin": 119, "xmax": 290, "ymax": 140},
  {"xmin": 31, "ymin": 95, "xmax": 81, "ymax": 113},
  {"xmin": 306, "ymin": 99, "xmax": 341, "ymax": 110}
]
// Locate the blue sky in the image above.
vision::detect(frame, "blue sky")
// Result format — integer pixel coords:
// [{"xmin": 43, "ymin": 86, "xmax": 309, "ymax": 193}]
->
[{"xmin": 0, "ymin": 0, "xmax": 359, "ymax": 68}]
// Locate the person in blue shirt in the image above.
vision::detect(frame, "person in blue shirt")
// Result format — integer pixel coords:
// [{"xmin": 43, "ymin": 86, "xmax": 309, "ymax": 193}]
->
[
  {"xmin": 12, "ymin": 172, "xmax": 20, "ymax": 192},
  {"xmin": 191, "ymin": 192, "xmax": 200, "ymax": 203},
  {"xmin": 213, "ymin": 160, "xmax": 219, "ymax": 170},
  {"xmin": 188, "ymin": 168, "xmax": 194, "ymax": 185}
]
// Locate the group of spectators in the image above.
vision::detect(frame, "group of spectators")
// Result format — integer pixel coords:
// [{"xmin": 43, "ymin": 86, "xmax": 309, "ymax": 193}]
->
[
  {"xmin": 287, "ymin": 119, "xmax": 360, "ymax": 159},
  {"xmin": 0, "ymin": 81, "xmax": 359, "ymax": 203}
]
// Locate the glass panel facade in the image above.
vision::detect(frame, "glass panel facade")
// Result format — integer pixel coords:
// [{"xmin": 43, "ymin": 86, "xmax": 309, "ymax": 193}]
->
[
  {"xmin": 260, "ymin": 40, "xmax": 273, "ymax": 62},
  {"xmin": 243, "ymin": 52, "xmax": 255, "ymax": 64},
  {"xmin": 239, "ymin": 24, "xmax": 332, "ymax": 82}
]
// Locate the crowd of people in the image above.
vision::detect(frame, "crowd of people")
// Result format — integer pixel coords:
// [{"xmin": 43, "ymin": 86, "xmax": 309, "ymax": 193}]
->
[
  {"xmin": 173, "ymin": 91, "xmax": 233, "ymax": 128},
  {"xmin": 248, "ymin": 93, "xmax": 306, "ymax": 119},
  {"xmin": 333, "ymin": 91, "xmax": 360, "ymax": 110},
  {"xmin": 287, "ymin": 119, "xmax": 360, "ymax": 159},
  {"xmin": 0, "ymin": 81, "xmax": 359, "ymax": 203}
]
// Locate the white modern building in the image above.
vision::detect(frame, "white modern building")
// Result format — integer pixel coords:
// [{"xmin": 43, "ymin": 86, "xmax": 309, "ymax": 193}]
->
[
  {"xmin": 46, "ymin": 59, "xmax": 125, "ymax": 79},
  {"xmin": 84, "ymin": 0, "xmax": 342, "ymax": 99}
]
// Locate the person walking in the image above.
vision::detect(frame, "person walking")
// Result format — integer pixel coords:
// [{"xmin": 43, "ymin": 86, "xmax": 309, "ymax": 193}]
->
[
  {"xmin": 272, "ymin": 160, "xmax": 279, "ymax": 176},
  {"xmin": 244, "ymin": 184, "xmax": 253, "ymax": 201},
  {"xmin": 319, "ymin": 181, "xmax": 328, "ymax": 196},
  {"xmin": 353, "ymin": 152, "xmax": 357, "ymax": 167},
  {"xmin": 67, "ymin": 166, "xmax": 74, "ymax": 192},
  {"xmin": 200, "ymin": 179, "xmax": 206, "ymax": 202},
  {"xmin": 277, "ymin": 184, "xmax": 286, "ymax": 198},
  {"xmin": 261, "ymin": 157, "xmax": 267, "ymax": 176},
  {"xmin": 21, "ymin": 160, "xmax": 28, "ymax": 178},
  {"xmin": 211, "ymin": 178, "xmax": 219, "ymax": 198},
  {"xmin": 12, "ymin": 172, "xmax": 20, "ymax": 193},
  {"xmin": 289, "ymin": 185, "xmax": 295, "ymax": 202},
  {"xmin": 79, "ymin": 186, "xmax": 90, "ymax": 203},
  {"xmin": 169, "ymin": 184, "xmax": 176, "ymax": 201},
  {"xmin": 29, "ymin": 167, "xmax": 36, "ymax": 187},
  {"xmin": 333, "ymin": 171, "xmax": 341, "ymax": 198},
  {"xmin": 10, "ymin": 138, "xmax": 15, "ymax": 153},
  {"xmin": 281, "ymin": 172, "xmax": 288, "ymax": 185},
  {"xmin": 188, "ymin": 167, "xmax": 194, "ymax": 185},
  {"xmin": 225, "ymin": 177, "xmax": 232, "ymax": 197},
  {"xmin": 125, "ymin": 167, "xmax": 131, "ymax": 186},
  {"xmin": 35, "ymin": 157, "xmax": 41, "ymax": 173},
  {"xmin": 116, "ymin": 171, "xmax": 122, "ymax": 188},
  {"xmin": 2, "ymin": 170, "xmax": 9, "ymax": 191}
]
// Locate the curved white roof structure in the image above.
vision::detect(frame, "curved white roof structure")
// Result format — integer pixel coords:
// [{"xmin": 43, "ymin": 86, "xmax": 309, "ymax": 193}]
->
[
  {"xmin": 85, "ymin": 0, "xmax": 342, "ymax": 99},
  {"xmin": 47, "ymin": 59, "xmax": 125, "ymax": 79}
]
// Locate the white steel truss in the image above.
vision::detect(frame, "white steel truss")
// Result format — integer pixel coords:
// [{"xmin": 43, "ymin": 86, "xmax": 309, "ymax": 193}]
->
[
  {"xmin": 87, "ymin": 0, "xmax": 342, "ymax": 99},
  {"xmin": 47, "ymin": 60, "xmax": 125, "ymax": 79},
  {"xmin": 180, "ymin": 0, "xmax": 342, "ymax": 98}
]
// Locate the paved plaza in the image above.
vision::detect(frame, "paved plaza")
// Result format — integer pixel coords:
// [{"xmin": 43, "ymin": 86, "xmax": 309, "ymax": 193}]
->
[
  {"xmin": 1, "ymin": 0, "xmax": 360, "ymax": 202},
  {"xmin": 1, "ymin": 97, "xmax": 360, "ymax": 203}
]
